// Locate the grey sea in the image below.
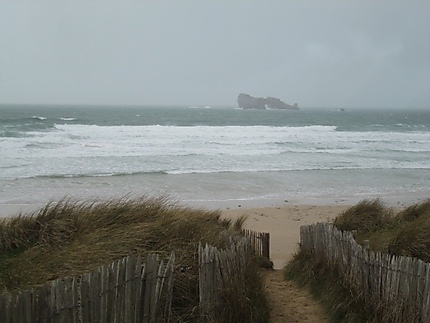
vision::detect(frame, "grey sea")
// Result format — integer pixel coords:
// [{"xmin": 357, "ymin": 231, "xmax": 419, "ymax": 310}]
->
[{"xmin": 1, "ymin": 105, "xmax": 429, "ymax": 216}]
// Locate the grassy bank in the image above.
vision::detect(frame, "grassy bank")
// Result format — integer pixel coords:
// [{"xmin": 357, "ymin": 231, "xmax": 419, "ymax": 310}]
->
[
  {"xmin": 334, "ymin": 199, "xmax": 430, "ymax": 262},
  {"xmin": 285, "ymin": 198, "xmax": 430, "ymax": 322},
  {"xmin": 0, "ymin": 196, "xmax": 269, "ymax": 322}
]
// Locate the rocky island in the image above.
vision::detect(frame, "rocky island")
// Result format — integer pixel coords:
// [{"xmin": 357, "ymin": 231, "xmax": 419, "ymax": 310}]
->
[{"xmin": 237, "ymin": 93, "xmax": 299, "ymax": 110}]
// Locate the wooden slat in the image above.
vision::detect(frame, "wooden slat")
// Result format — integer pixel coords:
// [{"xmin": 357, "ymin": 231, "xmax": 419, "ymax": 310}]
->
[
  {"xmin": 198, "ymin": 235, "xmax": 254, "ymax": 321},
  {"xmin": 0, "ymin": 253, "xmax": 178, "ymax": 323},
  {"xmin": 298, "ymin": 222, "xmax": 430, "ymax": 323}
]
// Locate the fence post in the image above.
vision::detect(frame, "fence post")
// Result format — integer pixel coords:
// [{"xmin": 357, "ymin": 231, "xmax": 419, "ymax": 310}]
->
[{"xmin": 262, "ymin": 232, "xmax": 270, "ymax": 260}]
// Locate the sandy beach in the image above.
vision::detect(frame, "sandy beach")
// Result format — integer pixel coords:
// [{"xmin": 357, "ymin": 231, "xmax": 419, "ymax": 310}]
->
[{"xmin": 221, "ymin": 204, "xmax": 351, "ymax": 269}]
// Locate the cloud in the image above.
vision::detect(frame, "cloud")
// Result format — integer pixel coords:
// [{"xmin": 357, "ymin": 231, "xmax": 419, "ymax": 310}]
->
[{"xmin": 0, "ymin": 1, "xmax": 429, "ymax": 108}]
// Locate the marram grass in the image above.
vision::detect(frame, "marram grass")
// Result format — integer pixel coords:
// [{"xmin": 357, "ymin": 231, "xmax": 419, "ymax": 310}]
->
[
  {"xmin": 332, "ymin": 198, "xmax": 394, "ymax": 234},
  {"xmin": 0, "ymin": 196, "xmax": 269, "ymax": 322},
  {"xmin": 333, "ymin": 198, "xmax": 430, "ymax": 261}
]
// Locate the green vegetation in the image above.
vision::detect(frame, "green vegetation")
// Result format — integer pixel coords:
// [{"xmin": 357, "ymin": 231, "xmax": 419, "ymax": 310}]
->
[
  {"xmin": 0, "ymin": 196, "xmax": 269, "ymax": 322},
  {"xmin": 285, "ymin": 198, "xmax": 430, "ymax": 322}
]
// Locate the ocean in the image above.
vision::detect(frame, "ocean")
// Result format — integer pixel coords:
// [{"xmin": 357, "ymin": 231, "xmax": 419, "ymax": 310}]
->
[{"xmin": 1, "ymin": 105, "xmax": 429, "ymax": 215}]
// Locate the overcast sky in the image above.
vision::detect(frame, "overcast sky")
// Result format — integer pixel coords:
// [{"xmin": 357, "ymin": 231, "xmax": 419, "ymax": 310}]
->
[{"xmin": 1, "ymin": 1, "xmax": 429, "ymax": 108}]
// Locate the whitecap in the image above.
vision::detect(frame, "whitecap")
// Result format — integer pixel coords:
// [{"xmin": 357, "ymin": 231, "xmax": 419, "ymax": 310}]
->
[
  {"xmin": 32, "ymin": 116, "xmax": 47, "ymax": 120},
  {"xmin": 59, "ymin": 117, "xmax": 77, "ymax": 121}
]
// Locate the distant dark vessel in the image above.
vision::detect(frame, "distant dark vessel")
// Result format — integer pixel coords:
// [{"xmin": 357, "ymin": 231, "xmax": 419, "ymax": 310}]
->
[
  {"xmin": 340, "ymin": 108, "xmax": 345, "ymax": 112},
  {"xmin": 237, "ymin": 93, "xmax": 299, "ymax": 110}
]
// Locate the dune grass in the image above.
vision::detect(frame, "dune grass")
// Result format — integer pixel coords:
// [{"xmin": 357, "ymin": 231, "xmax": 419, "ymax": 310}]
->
[
  {"xmin": 333, "ymin": 198, "xmax": 430, "ymax": 261},
  {"xmin": 332, "ymin": 199, "xmax": 394, "ymax": 234},
  {"xmin": 0, "ymin": 196, "xmax": 269, "ymax": 322},
  {"xmin": 286, "ymin": 250, "xmax": 376, "ymax": 322},
  {"xmin": 286, "ymin": 198, "xmax": 430, "ymax": 322}
]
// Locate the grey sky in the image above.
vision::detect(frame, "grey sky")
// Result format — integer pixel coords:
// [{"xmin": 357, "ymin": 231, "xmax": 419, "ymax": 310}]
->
[{"xmin": 1, "ymin": 1, "xmax": 429, "ymax": 108}]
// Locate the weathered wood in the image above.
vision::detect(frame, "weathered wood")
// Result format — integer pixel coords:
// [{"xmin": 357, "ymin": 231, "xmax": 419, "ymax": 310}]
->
[
  {"xmin": 198, "ymin": 235, "xmax": 254, "ymax": 321},
  {"xmin": 299, "ymin": 222, "xmax": 430, "ymax": 323},
  {"xmin": 107, "ymin": 260, "xmax": 118, "ymax": 323},
  {"xmin": 143, "ymin": 254, "xmax": 156, "ymax": 322},
  {"xmin": 80, "ymin": 272, "xmax": 92, "ymax": 323},
  {"xmin": 163, "ymin": 251, "xmax": 175, "ymax": 322},
  {"xmin": 0, "ymin": 253, "xmax": 175, "ymax": 323},
  {"xmin": 99, "ymin": 265, "xmax": 108, "ymax": 323},
  {"xmin": 242, "ymin": 229, "xmax": 270, "ymax": 259}
]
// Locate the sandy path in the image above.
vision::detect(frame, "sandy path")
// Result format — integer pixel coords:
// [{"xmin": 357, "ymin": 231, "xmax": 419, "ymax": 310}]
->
[
  {"xmin": 221, "ymin": 204, "xmax": 349, "ymax": 269},
  {"xmin": 221, "ymin": 204, "xmax": 349, "ymax": 322},
  {"xmin": 263, "ymin": 270, "xmax": 328, "ymax": 322}
]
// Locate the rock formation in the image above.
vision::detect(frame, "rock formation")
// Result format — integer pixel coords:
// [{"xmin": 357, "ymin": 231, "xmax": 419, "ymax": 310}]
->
[{"xmin": 237, "ymin": 93, "xmax": 299, "ymax": 110}]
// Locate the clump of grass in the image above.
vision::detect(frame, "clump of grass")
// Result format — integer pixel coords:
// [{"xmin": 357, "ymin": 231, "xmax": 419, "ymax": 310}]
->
[
  {"xmin": 333, "ymin": 198, "xmax": 430, "ymax": 260},
  {"xmin": 0, "ymin": 196, "xmax": 269, "ymax": 322},
  {"xmin": 285, "ymin": 251, "xmax": 384, "ymax": 322},
  {"xmin": 396, "ymin": 199, "xmax": 430, "ymax": 222},
  {"xmin": 254, "ymin": 255, "xmax": 274, "ymax": 269},
  {"xmin": 333, "ymin": 198, "xmax": 393, "ymax": 234},
  {"xmin": 387, "ymin": 199, "xmax": 430, "ymax": 262}
]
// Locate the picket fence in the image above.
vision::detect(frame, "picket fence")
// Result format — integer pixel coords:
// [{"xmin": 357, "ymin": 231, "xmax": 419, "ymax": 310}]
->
[
  {"xmin": 243, "ymin": 229, "xmax": 270, "ymax": 260},
  {"xmin": 198, "ymin": 236, "xmax": 252, "ymax": 321},
  {"xmin": 0, "ymin": 253, "xmax": 175, "ymax": 323},
  {"xmin": 0, "ymin": 230, "xmax": 269, "ymax": 322},
  {"xmin": 300, "ymin": 222, "xmax": 430, "ymax": 323}
]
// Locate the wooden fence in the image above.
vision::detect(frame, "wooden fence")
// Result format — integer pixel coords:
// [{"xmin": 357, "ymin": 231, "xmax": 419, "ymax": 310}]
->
[
  {"xmin": 243, "ymin": 229, "xmax": 270, "ymax": 260},
  {"xmin": 300, "ymin": 222, "xmax": 430, "ymax": 323},
  {"xmin": 0, "ymin": 252, "xmax": 175, "ymax": 323},
  {"xmin": 0, "ymin": 230, "xmax": 270, "ymax": 322},
  {"xmin": 198, "ymin": 236, "xmax": 252, "ymax": 321}
]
